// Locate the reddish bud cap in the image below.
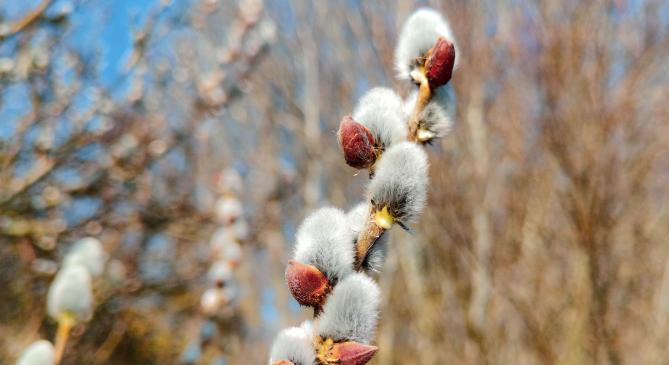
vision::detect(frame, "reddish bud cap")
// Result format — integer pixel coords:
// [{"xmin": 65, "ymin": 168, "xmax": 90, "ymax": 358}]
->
[
  {"xmin": 425, "ymin": 37, "xmax": 456, "ymax": 89},
  {"xmin": 331, "ymin": 341, "xmax": 378, "ymax": 365},
  {"xmin": 285, "ymin": 260, "xmax": 330, "ymax": 307},
  {"xmin": 271, "ymin": 361, "xmax": 295, "ymax": 365},
  {"xmin": 337, "ymin": 116, "xmax": 377, "ymax": 169}
]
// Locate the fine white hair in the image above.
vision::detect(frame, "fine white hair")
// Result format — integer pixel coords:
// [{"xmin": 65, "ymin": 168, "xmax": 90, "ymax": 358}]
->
[
  {"xmin": 47, "ymin": 264, "xmax": 93, "ymax": 322},
  {"xmin": 346, "ymin": 203, "xmax": 387, "ymax": 272},
  {"xmin": 368, "ymin": 142, "xmax": 429, "ymax": 223},
  {"xmin": 405, "ymin": 85, "xmax": 456, "ymax": 141},
  {"xmin": 16, "ymin": 340, "xmax": 55, "ymax": 365},
  {"xmin": 63, "ymin": 237, "xmax": 107, "ymax": 277},
  {"xmin": 316, "ymin": 273, "xmax": 380, "ymax": 344},
  {"xmin": 294, "ymin": 207, "xmax": 354, "ymax": 282},
  {"xmin": 268, "ymin": 322, "xmax": 316, "ymax": 365},
  {"xmin": 394, "ymin": 8, "xmax": 459, "ymax": 81},
  {"xmin": 352, "ymin": 88, "xmax": 407, "ymax": 150}
]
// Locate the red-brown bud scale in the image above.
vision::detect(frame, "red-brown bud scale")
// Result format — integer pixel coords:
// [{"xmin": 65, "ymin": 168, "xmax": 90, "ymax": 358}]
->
[
  {"xmin": 337, "ymin": 116, "xmax": 376, "ymax": 169},
  {"xmin": 425, "ymin": 37, "xmax": 456, "ymax": 89},
  {"xmin": 330, "ymin": 341, "xmax": 378, "ymax": 365},
  {"xmin": 285, "ymin": 260, "xmax": 331, "ymax": 308}
]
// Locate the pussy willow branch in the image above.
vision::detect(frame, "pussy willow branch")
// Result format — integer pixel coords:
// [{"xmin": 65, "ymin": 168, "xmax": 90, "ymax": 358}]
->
[
  {"xmin": 354, "ymin": 74, "xmax": 432, "ymax": 269},
  {"xmin": 53, "ymin": 314, "xmax": 74, "ymax": 365},
  {"xmin": 354, "ymin": 216, "xmax": 386, "ymax": 271},
  {"xmin": 406, "ymin": 75, "xmax": 432, "ymax": 143},
  {"xmin": 355, "ymin": 88, "xmax": 432, "ymax": 271},
  {"xmin": 0, "ymin": 0, "xmax": 54, "ymax": 41}
]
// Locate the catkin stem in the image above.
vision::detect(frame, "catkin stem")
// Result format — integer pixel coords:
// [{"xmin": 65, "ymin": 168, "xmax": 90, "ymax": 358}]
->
[
  {"xmin": 407, "ymin": 79, "xmax": 432, "ymax": 142},
  {"xmin": 354, "ymin": 215, "xmax": 386, "ymax": 270},
  {"xmin": 54, "ymin": 314, "xmax": 74, "ymax": 365}
]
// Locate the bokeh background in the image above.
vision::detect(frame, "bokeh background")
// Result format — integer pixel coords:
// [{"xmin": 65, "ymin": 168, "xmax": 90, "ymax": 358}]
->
[{"xmin": 2, "ymin": 0, "xmax": 669, "ymax": 364}]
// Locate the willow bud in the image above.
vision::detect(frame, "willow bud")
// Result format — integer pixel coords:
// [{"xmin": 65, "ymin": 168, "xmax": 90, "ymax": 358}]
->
[
  {"xmin": 330, "ymin": 341, "xmax": 378, "ymax": 365},
  {"xmin": 337, "ymin": 116, "xmax": 377, "ymax": 169},
  {"xmin": 285, "ymin": 260, "xmax": 331, "ymax": 308},
  {"xmin": 425, "ymin": 37, "xmax": 456, "ymax": 89}
]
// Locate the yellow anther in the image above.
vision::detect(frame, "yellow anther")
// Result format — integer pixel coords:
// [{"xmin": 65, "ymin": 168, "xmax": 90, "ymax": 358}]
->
[
  {"xmin": 417, "ymin": 128, "xmax": 436, "ymax": 142},
  {"xmin": 374, "ymin": 206, "xmax": 394, "ymax": 229}
]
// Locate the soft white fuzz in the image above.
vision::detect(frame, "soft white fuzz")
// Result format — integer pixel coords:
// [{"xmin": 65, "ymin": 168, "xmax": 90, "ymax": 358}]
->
[
  {"xmin": 294, "ymin": 207, "xmax": 354, "ymax": 282},
  {"xmin": 299, "ymin": 320, "xmax": 314, "ymax": 334},
  {"xmin": 346, "ymin": 203, "xmax": 387, "ymax": 272},
  {"xmin": 214, "ymin": 196, "xmax": 243, "ymax": 224},
  {"xmin": 368, "ymin": 142, "xmax": 428, "ymax": 223},
  {"xmin": 346, "ymin": 202, "xmax": 370, "ymax": 236},
  {"xmin": 63, "ymin": 237, "xmax": 107, "ymax": 277},
  {"xmin": 200, "ymin": 285, "xmax": 238, "ymax": 314},
  {"xmin": 352, "ymin": 88, "xmax": 407, "ymax": 150},
  {"xmin": 47, "ymin": 264, "xmax": 93, "ymax": 321},
  {"xmin": 317, "ymin": 273, "xmax": 380, "ymax": 344},
  {"xmin": 208, "ymin": 260, "xmax": 233, "ymax": 285},
  {"xmin": 268, "ymin": 322, "xmax": 316, "ymax": 365},
  {"xmin": 209, "ymin": 228, "xmax": 242, "ymax": 263},
  {"xmin": 16, "ymin": 340, "xmax": 55, "ymax": 365},
  {"xmin": 362, "ymin": 238, "xmax": 388, "ymax": 273},
  {"xmin": 405, "ymin": 85, "xmax": 456, "ymax": 140},
  {"xmin": 394, "ymin": 8, "xmax": 458, "ymax": 81},
  {"xmin": 200, "ymin": 288, "xmax": 223, "ymax": 315}
]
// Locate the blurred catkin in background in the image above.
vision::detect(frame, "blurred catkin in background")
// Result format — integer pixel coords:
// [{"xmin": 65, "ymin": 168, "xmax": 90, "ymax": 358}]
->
[{"xmin": 1, "ymin": 0, "xmax": 668, "ymax": 364}]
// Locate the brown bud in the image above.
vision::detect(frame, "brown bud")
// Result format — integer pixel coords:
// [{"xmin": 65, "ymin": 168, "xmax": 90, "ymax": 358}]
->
[
  {"xmin": 425, "ymin": 37, "xmax": 456, "ymax": 89},
  {"xmin": 337, "ymin": 116, "xmax": 376, "ymax": 169},
  {"xmin": 285, "ymin": 260, "xmax": 330, "ymax": 307},
  {"xmin": 271, "ymin": 361, "xmax": 295, "ymax": 365},
  {"xmin": 330, "ymin": 341, "xmax": 378, "ymax": 365}
]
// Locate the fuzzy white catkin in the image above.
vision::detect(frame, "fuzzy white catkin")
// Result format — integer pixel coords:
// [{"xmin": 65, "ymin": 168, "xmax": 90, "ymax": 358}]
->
[
  {"xmin": 346, "ymin": 203, "xmax": 387, "ymax": 272},
  {"xmin": 208, "ymin": 260, "xmax": 233, "ymax": 285},
  {"xmin": 268, "ymin": 322, "xmax": 316, "ymax": 365},
  {"xmin": 317, "ymin": 273, "xmax": 380, "ymax": 344},
  {"xmin": 63, "ymin": 237, "xmax": 107, "ymax": 277},
  {"xmin": 209, "ymin": 226, "xmax": 232, "ymax": 248},
  {"xmin": 394, "ymin": 8, "xmax": 459, "ymax": 81},
  {"xmin": 214, "ymin": 196, "xmax": 243, "ymax": 224},
  {"xmin": 368, "ymin": 142, "xmax": 429, "ymax": 223},
  {"xmin": 209, "ymin": 228, "xmax": 242, "ymax": 263},
  {"xmin": 16, "ymin": 340, "xmax": 54, "ymax": 365},
  {"xmin": 294, "ymin": 207, "xmax": 354, "ymax": 282},
  {"xmin": 352, "ymin": 87, "xmax": 407, "ymax": 149},
  {"xmin": 405, "ymin": 85, "xmax": 456, "ymax": 140},
  {"xmin": 47, "ymin": 264, "xmax": 93, "ymax": 322},
  {"xmin": 200, "ymin": 287, "xmax": 231, "ymax": 315}
]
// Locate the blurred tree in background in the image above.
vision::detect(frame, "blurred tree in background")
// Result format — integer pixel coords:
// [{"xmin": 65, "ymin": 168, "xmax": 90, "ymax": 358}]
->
[{"xmin": 1, "ymin": 0, "xmax": 669, "ymax": 364}]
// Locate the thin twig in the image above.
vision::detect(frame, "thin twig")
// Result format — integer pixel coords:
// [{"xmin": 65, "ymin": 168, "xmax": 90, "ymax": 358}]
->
[
  {"xmin": 406, "ymin": 74, "xmax": 432, "ymax": 142},
  {"xmin": 0, "ymin": 0, "xmax": 54, "ymax": 40},
  {"xmin": 354, "ymin": 212, "xmax": 386, "ymax": 271},
  {"xmin": 53, "ymin": 314, "xmax": 74, "ymax": 365}
]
